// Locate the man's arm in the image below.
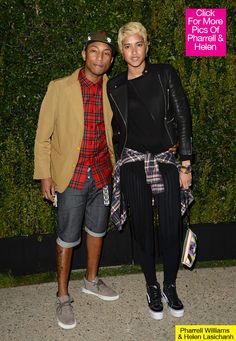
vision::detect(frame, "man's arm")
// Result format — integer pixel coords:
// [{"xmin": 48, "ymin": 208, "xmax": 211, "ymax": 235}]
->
[{"xmin": 34, "ymin": 81, "xmax": 56, "ymax": 180}]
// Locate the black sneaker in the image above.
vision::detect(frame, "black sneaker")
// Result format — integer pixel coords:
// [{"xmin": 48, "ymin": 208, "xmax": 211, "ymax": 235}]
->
[
  {"xmin": 146, "ymin": 283, "xmax": 164, "ymax": 320},
  {"xmin": 162, "ymin": 283, "xmax": 184, "ymax": 317}
]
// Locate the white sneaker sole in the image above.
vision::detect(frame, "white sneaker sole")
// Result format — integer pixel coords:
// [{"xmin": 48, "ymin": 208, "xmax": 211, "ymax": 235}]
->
[
  {"xmin": 168, "ymin": 306, "xmax": 184, "ymax": 318},
  {"xmin": 82, "ymin": 287, "xmax": 119, "ymax": 301},
  {"xmin": 162, "ymin": 293, "xmax": 184, "ymax": 317},
  {"xmin": 57, "ymin": 318, "xmax": 77, "ymax": 330},
  {"xmin": 148, "ymin": 308, "xmax": 164, "ymax": 320}
]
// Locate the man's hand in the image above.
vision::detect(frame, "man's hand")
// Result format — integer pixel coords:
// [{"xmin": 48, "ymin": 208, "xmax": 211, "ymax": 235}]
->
[{"xmin": 41, "ymin": 178, "xmax": 55, "ymax": 202}]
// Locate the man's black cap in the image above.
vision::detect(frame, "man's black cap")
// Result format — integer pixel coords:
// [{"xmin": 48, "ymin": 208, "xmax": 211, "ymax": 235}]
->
[{"xmin": 84, "ymin": 30, "xmax": 117, "ymax": 56}]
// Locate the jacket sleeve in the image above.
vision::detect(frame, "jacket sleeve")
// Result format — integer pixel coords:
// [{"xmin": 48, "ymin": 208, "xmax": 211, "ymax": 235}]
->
[
  {"xmin": 33, "ymin": 81, "xmax": 57, "ymax": 179},
  {"xmin": 168, "ymin": 65, "xmax": 192, "ymax": 160}
]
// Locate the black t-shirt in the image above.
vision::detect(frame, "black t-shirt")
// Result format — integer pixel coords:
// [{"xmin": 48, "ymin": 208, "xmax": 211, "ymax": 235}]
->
[{"xmin": 126, "ymin": 74, "xmax": 167, "ymax": 154}]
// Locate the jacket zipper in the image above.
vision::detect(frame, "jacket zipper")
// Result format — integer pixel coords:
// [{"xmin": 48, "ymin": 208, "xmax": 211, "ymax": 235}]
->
[
  {"xmin": 158, "ymin": 74, "xmax": 174, "ymax": 145},
  {"xmin": 109, "ymin": 93, "xmax": 127, "ymax": 156},
  {"xmin": 167, "ymin": 88, "xmax": 170, "ymax": 111}
]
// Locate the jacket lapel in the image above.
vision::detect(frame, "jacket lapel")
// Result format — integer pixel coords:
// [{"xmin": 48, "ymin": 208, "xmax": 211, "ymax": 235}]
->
[
  {"xmin": 103, "ymin": 75, "xmax": 112, "ymax": 126},
  {"xmin": 65, "ymin": 68, "xmax": 84, "ymax": 127},
  {"xmin": 109, "ymin": 72, "xmax": 128, "ymax": 124}
]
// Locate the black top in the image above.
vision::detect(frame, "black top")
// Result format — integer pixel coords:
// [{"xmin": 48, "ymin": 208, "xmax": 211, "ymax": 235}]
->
[{"xmin": 126, "ymin": 74, "xmax": 168, "ymax": 154}]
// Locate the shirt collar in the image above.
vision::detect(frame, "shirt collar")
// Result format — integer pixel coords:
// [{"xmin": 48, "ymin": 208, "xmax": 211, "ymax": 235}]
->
[{"xmin": 78, "ymin": 67, "xmax": 103, "ymax": 88}]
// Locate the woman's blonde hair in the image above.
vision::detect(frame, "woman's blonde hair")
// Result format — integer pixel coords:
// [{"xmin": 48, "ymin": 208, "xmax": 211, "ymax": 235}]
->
[{"xmin": 118, "ymin": 22, "xmax": 149, "ymax": 54}]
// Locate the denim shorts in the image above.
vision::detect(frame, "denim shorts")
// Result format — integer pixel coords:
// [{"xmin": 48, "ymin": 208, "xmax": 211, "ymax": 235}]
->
[{"xmin": 56, "ymin": 168, "xmax": 111, "ymax": 248}]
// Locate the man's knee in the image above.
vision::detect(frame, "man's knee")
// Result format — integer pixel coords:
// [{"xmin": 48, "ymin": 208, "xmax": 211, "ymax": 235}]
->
[{"xmin": 56, "ymin": 236, "xmax": 81, "ymax": 248}]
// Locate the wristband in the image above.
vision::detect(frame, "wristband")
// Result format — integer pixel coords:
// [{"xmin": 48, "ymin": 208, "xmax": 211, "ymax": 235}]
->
[{"xmin": 180, "ymin": 165, "xmax": 192, "ymax": 174}]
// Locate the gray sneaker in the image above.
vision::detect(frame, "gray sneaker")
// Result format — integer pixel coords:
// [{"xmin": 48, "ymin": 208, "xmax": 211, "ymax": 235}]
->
[
  {"xmin": 56, "ymin": 294, "xmax": 77, "ymax": 330},
  {"xmin": 82, "ymin": 277, "xmax": 119, "ymax": 301}
]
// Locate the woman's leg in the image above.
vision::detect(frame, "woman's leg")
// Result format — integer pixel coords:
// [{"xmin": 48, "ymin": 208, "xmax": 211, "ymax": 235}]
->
[
  {"xmin": 155, "ymin": 163, "xmax": 181, "ymax": 285},
  {"xmin": 155, "ymin": 163, "xmax": 184, "ymax": 317},
  {"xmin": 121, "ymin": 162, "xmax": 157, "ymax": 285}
]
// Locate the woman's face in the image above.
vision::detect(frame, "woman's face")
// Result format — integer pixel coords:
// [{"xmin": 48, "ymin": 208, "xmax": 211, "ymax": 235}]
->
[{"xmin": 122, "ymin": 33, "xmax": 148, "ymax": 69}]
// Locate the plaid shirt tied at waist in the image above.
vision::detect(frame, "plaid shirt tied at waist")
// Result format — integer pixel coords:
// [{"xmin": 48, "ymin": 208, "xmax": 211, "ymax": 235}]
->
[{"xmin": 111, "ymin": 148, "xmax": 193, "ymax": 230}]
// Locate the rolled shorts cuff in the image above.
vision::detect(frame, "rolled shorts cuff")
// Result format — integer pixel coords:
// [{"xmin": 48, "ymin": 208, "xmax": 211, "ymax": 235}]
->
[
  {"xmin": 84, "ymin": 226, "xmax": 107, "ymax": 238},
  {"xmin": 56, "ymin": 236, "xmax": 81, "ymax": 248}
]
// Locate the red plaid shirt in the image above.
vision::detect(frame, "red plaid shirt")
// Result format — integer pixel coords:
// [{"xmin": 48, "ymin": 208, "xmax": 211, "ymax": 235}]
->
[{"xmin": 69, "ymin": 68, "xmax": 112, "ymax": 190}]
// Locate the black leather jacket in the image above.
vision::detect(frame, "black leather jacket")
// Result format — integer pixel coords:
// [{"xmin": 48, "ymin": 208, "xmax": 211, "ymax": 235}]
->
[{"xmin": 107, "ymin": 63, "xmax": 192, "ymax": 160}]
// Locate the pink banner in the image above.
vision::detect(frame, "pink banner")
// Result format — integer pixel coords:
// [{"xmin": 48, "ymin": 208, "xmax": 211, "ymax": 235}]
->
[{"xmin": 186, "ymin": 8, "xmax": 226, "ymax": 57}]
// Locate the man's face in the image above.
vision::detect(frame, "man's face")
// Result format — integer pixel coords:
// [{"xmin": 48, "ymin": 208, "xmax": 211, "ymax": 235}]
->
[{"xmin": 82, "ymin": 41, "xmax": 113, "ymax": 80}]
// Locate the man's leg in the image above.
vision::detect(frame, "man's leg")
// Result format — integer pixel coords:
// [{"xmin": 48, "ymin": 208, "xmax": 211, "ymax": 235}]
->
[
  {"xmin": 55, "ymin": 186, "xmax": 86, "ymax": 330},
  {"xmin": 56, "ymin": 244, "xmax": 73, "ymax": 296},
  {"xmin": 85, "ymin": 234, "xmax": 103, "ymax": 281},
  {"xmin": 82, "ymin": 232, "xmax": 119, "ymax": 300},
  {"xmin": 81, "ymin": 179, "xmax": 119, "ymax": 301},
  {"xmin": 56, "ymin": 186, "xmax": 86, "ymax": 293},
  {"xmin": 55, "ymin": 243, "xmax": 76, "ymax": 330}
]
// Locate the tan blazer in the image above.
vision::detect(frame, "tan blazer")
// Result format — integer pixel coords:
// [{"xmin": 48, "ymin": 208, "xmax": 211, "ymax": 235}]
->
[{"xmin": 34, "ymin": 68, "xmax": 115, "ymax": 193}]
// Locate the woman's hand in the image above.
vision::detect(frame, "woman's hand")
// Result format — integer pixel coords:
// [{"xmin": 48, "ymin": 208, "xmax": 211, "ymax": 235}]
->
[
  {"xmin": 179, "ymin": 171, "xmax": 192, "ymax": 190},
  {"xmin": 168, "ymin": 144, "xmax": 177, "ymax": 154}
]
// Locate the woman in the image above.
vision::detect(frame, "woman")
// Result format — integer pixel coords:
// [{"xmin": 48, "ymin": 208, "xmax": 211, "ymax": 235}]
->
[{"xmin": 107, "ymin": 22, "xmax": 192, "ymax": 320}]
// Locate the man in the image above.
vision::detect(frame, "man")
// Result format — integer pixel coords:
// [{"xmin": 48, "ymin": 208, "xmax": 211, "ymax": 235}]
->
[{"xmin": 34, "ymin": 31, "xmax": 119, "ymax": 330}]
